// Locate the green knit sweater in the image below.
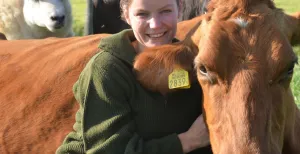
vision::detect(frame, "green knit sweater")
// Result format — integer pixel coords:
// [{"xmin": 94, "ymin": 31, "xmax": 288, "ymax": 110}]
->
[{"xmin": 56, "ymin": 30, "xmax": 211, "ymax": 154}]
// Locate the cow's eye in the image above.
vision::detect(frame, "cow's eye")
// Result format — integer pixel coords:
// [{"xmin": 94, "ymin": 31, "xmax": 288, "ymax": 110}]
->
[
  {"xmin": 277, "ymin": 61, "xmax": 297, "ymax": 85},
  {"xmin": 198, "ymin": 64, "xmax": 216, "ymax": 84},
  {"xmin": 287, "ymin": 64, "xmax": 295, "ymax": 75},
  {"xmin": 199, "ymin": 65, "xmax": 208, "ymax": 75},
  {"xmin": 287, "ymin": 58, "xmax": 298, "ymax": 76}
]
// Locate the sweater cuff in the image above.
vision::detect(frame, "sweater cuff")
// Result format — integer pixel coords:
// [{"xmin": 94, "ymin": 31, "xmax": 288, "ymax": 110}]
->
[{"xmin": 161, "ymin": 133, "xmax": 184, "ymax": 154}]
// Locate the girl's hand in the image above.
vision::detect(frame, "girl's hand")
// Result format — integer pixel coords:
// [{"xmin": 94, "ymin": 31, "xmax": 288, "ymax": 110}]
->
[{"xmin": 178, "ymin": 114, "xmax": 210, "ymax": 153}]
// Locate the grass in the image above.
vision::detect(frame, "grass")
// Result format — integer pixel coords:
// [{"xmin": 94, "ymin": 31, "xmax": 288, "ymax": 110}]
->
[
  {"xmin": 291, "ymin": 46, "xmax": 300, "ymax": 108},
  {"xmin": 292, "ymin": 64, "xmax": 300, "ymax": 108},
  {"xmin": 71, "ymin": 0, "xmax": 86, "ymax": 36},
  {"xmin": 70, "ymin": 0, "xmax": 300, "ymax": 108},
  {"xmin": 275, "ymin": 0, "xmax": 300, "ymax": 13}
]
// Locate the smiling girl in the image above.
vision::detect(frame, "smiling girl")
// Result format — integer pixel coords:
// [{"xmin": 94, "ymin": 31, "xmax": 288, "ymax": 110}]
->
[{"xmin": 56, "ymin": 0, "xmax": 211, "ymax": 153}]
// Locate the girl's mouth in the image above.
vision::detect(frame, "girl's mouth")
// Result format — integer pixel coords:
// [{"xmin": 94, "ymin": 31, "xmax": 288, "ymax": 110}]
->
[{"xmin": 147, "ymin": 32, "xmax": 167, "ymax": 38}]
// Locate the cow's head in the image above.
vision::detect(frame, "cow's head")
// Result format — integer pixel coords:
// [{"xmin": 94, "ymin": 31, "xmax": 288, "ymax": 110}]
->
[
  {"xmin": 134, "ymin": 0, "xmax": 300, "ymax": 153},
  {"xmin": 23, "ymin": 0, "xmax": 72, "ymax": 34}
]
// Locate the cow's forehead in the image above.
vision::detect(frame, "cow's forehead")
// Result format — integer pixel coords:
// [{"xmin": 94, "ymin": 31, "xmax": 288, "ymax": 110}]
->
[
  {"xmin": 201, "ymin": 12, "xmax": 288, "ymax": 54},
  {"xmin": 197, "ymin": 12, "xmax": 296, "ymax": 79},
  {"xmin": 232, "ymin": 17, "xmax": 249, "ymax": 28}
]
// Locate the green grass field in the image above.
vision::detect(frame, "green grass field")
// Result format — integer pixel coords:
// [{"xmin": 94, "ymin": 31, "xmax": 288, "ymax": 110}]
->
[
  {"xmin": 71, "ymin": 0, "xmax": 86, "ymax": 36},
  {"xmin": 71, "ymin": 0, "xmax": 300, "ymax": 108}
]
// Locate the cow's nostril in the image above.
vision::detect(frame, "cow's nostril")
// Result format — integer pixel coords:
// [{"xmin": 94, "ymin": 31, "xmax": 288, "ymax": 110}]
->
[
  {"xmin": 51, "ymin": 15, "xmax": 65, "ymax": 23},
  {"xmin": 50, "ymin": 16, "xmax": 57, "ymax": 21},
  {"xmin": 59, "ymin": 16, "xmax": 65, "ymax": 22}
]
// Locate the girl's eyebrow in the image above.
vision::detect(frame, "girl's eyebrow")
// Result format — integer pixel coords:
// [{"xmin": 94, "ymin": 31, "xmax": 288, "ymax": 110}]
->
[
  {"xmin": 133, "ymin": 4, "xmax": 174, "ymax": 12},
  {"xmin": 159, "ymin": 4, "xmax": 174, "ymax": 10}
]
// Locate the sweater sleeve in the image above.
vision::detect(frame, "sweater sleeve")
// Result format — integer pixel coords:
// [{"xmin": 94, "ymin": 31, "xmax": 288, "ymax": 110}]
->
[{"xmin": 56, "ymin": 52, "xmax": 184, "ymax": 154}]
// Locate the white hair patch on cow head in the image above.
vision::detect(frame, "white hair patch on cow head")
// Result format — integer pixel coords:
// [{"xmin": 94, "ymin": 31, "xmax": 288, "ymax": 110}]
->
[{"xmin": 232, "ymin": 17, "xmax": 248, "ymax": 28}]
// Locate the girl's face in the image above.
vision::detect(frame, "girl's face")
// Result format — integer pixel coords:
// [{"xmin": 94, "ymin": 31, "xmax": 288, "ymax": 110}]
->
[{"xmin": 124, "ymin": 0, "xmax": 180, "ymax": 50}]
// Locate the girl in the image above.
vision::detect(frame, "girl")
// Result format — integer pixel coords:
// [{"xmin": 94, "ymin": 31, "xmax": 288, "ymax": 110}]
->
[{"xmin": 57, "ymin": 0, "xmax": 211, "ymax": 153}]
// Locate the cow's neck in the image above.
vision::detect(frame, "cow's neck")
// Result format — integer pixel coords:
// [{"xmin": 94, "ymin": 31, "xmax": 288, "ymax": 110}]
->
[
  {"xmin": 282, "ymin": 89, "xmax": 300, "ymax": 153},
  {"xmin": 284, "ymin": 107, "xmax": 300, "ymax": 153},
  {"xmin": 290, "ymin": 107, "xmax": 300, "ymax": 153}
]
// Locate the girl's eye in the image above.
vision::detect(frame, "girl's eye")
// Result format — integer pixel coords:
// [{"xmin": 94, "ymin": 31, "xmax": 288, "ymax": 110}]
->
[
  {"xmin": 161, "ymin": 9, "xmax": 172, "ymax": 13},
  {"xmin": 136, "ymin": 12, "xmax": 148, "ymax": 17}
]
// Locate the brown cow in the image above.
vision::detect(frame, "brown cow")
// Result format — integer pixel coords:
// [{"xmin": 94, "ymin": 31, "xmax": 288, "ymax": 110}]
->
[
  {"xmin": 0, "ymin": 34, "xmax": 110, "ymax": 153},
  {"xmin": 0, "ymin": 20, "xmax": 194, "ymax": 153},
  {"xmin": 134, "ymin": 0, "xmax": 300, "ymax": 153}
]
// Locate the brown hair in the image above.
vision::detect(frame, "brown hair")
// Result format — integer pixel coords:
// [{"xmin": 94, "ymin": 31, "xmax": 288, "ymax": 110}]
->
[{"xmin": 120, "ymin": 0, "xmax": 180, "ymax": 20}]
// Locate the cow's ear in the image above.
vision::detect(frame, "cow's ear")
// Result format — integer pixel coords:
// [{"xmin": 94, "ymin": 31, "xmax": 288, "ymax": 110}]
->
[
  {"xmin": 133, "ymin": 42, "xmax": 198, "ymax": 95},
  {"xmin": 284, "ymin": 12, "xmax": 300, "ymax": 46},
  {"xmin": 0, "ymin": 32, "xmax": 7, "ymax": 40}
]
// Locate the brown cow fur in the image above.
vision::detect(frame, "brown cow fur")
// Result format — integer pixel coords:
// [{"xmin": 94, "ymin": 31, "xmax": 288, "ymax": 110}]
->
[
  {"xmin": 134, "ymin": 42, "xmax": 198, "ymax": 95},
  {"xmin": 134, "ymin": 0, "xmax": 300, "ymax": 153},
  {"xmin": 288, "ymin": 12, "xmax": 300, "ymax": 45},
  {"xmin": 0, "ymin": 34, "xmax": 110, "ymax": 153}
]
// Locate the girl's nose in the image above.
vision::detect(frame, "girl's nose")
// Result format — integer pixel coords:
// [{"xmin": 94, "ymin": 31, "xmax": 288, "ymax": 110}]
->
[{"xmin": 148, "ymin": 16, "xmax": 162, "ymax": 29}]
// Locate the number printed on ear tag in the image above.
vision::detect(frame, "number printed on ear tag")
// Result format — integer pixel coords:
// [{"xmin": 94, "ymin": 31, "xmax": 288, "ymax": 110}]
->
[{"xmin": 168, "ymin": 69, "xmax": 191, "ymax": 89}]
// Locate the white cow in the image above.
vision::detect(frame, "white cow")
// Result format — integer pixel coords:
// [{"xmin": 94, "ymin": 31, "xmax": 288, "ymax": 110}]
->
[{"xmin": 0, "ymin": 0, "xmax": 74, "ymax": 40}]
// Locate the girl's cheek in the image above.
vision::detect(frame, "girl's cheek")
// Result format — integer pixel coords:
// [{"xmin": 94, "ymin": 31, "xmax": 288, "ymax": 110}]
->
[
  {"xmin": 130, "ymin": 17, "xmax": 146, "ymax": 29},
  {"xmin": 161, "ymin": 14, "xmax": 178, "ymax": 24}
]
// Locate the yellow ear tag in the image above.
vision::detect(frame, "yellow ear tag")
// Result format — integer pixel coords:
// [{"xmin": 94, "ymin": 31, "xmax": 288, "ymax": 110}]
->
[{"xmin": 168, "ymin": 69, "xmax": 191, "ymax": 89}]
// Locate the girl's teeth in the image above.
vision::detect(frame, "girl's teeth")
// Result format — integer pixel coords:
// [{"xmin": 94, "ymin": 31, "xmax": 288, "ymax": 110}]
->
[{"xmin": 149, "ymin": 33, "xmax": 164, "ymax": 38}]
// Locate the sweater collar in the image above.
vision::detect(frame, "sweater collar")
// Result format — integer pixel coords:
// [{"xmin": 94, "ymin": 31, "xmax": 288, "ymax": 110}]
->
[{"xmin": 98, "ymin": 29, "xmax": 137, "ymax": 66}]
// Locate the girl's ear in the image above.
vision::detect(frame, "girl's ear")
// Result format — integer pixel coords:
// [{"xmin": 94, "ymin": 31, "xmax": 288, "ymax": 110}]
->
[
  {"xmin": 177, "ymin": 0, "xmax": 183, "ymax": 20},
  {"xmin": 124, "ymin": 9, "xmax": 131, "ymax": 26}
]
